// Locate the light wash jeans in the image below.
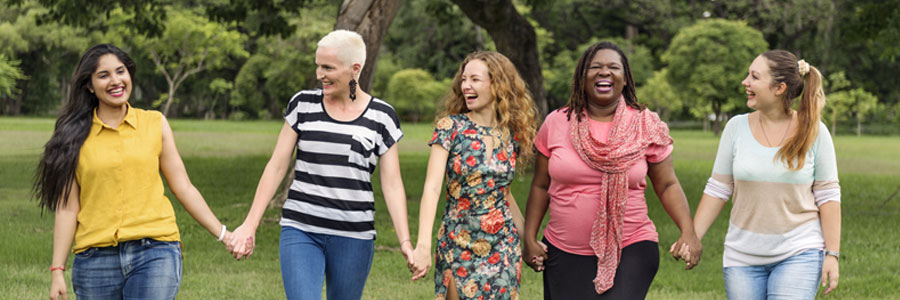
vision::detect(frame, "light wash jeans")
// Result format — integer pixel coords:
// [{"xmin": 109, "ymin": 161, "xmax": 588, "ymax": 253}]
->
[
  {"xmin": 279, "ymin": 226, "xmax": 375, "ymax": 300},
  {"xmin": 72, "ymin": 238, "xmax": 182, "ymax": 300},
  {"xmin": 723, "ymin": 248, "xmax": 824, "ymax": 300}
]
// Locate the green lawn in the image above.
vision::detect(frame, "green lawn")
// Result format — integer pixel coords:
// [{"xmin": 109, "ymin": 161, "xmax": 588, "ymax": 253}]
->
[{"xmin": 1, "ymin": 117, "xmax": 898, "ymax": 299}]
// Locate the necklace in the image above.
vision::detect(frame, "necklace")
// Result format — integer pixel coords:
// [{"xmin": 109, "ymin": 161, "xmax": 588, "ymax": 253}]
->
[{"xmin": 759, "ymin": 114, "xmax": 791, "ymax": 146}]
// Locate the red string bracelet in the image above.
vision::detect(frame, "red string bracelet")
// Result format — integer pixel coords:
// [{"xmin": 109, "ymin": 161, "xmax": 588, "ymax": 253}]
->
[{"xmin": 49, "ymin": 266, "xmax": 66, "ymax": 272}]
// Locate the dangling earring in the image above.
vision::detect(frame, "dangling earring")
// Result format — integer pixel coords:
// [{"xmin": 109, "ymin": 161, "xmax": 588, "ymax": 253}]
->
[{"xmin": 349, "ymin": 79, "xmax": 358, "ymax": 101}]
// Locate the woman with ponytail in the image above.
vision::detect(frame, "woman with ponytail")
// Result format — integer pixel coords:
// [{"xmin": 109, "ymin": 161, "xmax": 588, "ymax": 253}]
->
[
  {"xmin": 677, "ymin": 50, "xmax": 841, "ymax": 298},
  {"xmin": 36, "ymin": 44, "xmax": 232, "ymax": 300}
]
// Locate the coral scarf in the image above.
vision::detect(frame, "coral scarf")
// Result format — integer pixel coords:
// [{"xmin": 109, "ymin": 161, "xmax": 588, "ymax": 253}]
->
[{"xmin": 568, "ymin": 97, "xmax": 672, "ymax": 294}]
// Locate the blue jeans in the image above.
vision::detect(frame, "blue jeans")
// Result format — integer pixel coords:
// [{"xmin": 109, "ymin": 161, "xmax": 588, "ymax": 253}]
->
[
  {"xmin": 72, "ymin": 238, "xmax": 182, "ymax": 300},
  {"xmin": 723, "ymin": 249, "xmax": 824, "ymax": 300},
  {"xmin": 280, "ymin": 226, "xmax": 375, "ymax": 300}
]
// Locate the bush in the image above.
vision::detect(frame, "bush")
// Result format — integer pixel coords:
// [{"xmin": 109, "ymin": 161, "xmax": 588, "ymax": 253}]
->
[{"xmin": 387, "ymin": 69, "xmax": 448, "ymax": 122}]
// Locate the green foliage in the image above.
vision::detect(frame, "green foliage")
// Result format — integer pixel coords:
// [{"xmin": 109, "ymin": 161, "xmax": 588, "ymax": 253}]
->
[
  {"xmin": 115, "ymin": 8, "xmax": 248, "ymax": 115},
  {"xmin": 0, "ymin": 54, "xmax": 25, "ymax": 97},
  {"xmin": 824, "ymin": 71, "xmax": 879, "ymax": 136},
  {"xmin": 848, "ymin": 1, "xmax": 900, "ymax": 61},
  {"xmin": 663, "ymin": 19, "xmax": 768, "ymax": 132},
  {"xmin": 637, "ymin": 68, "xmax": 681, "ymax": 121},
  {"xmin": 386, "ymin": 68, "xmax": 448, "ymax": 123},
  {"xmin": 205, "ymin": 0, "xmax": 313, "ymax": 38},
  {"xmin": 0, "ymin": 2, "xmax": 93, "ymax": 115},
  {"xmin": 383, "ymin": 0, "xmax": 487, "ymax": 79},
  {"xmin": 230, "ymin": 3, "xmax": 333, "ymax": 119},
  {"xmin": 6, "ymin": 0, "xmax": 168, "ymax": 36}
]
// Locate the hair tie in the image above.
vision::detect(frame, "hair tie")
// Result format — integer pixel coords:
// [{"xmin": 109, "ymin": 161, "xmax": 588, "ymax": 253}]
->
[{"xmin": 797, "ymin": 59, "xmax": 810, "ymax": 76}]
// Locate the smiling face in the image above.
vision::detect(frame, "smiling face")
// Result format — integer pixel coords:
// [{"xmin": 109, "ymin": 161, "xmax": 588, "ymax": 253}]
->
[
  {"xmin": 89, "ymin": 54, "xmax": 132, "ymax": 109},
  {"xmin": 461, "ymin": 59, "xmax": 494, "ymax": 113},
  {"xmin": 316, "ymin": 46, "xmax": 358, "ymax": 99},
  {"xmin": 583, "ymin": 49, "xmax": 626, "ymax": 107},
  {"xmin": 742, "ymin": 55, "xmax": 785, "ymax": 111}
]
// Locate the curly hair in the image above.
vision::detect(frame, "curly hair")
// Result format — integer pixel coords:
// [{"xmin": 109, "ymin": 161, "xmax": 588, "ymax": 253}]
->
[
  {"xmin": 563, "ymin": 41, "xmax": 643, "ymax": 121},
  {"xmin": 437, "ymin": 51, "xmax": 538, "ymax": 169}
]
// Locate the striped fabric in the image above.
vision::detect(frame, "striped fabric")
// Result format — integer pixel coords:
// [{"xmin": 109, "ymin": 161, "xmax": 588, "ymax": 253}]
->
[
  {"xmin": 703, "ymin": 114, "xmax": 840, "ymax": 267},
  {"xmin": 280, "ymin": 89, "xmax": 403, "ymax": 240}
]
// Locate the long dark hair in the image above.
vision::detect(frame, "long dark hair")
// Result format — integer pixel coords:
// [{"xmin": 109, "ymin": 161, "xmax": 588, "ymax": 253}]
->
[
  {"xmin": 34, "ymin": 44, "xmax": 137, "ymax": 212},
  {"xmin": 761, "ymin": 50, "xmax": 825, "ymax": 170},
  {"xmin": 563, "ymin": 41, "xmax": 642, "ymax": 121}
]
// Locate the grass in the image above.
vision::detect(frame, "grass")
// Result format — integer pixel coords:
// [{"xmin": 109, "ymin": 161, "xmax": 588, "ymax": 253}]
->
[{"xmin": 1, "ymin": 117, "xmax": 899, "ymax": 299}]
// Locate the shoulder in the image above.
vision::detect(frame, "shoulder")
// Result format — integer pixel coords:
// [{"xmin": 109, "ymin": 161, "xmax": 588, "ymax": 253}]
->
[
  {"xmin": 723, "ymin": 113, "xmax": 749, "ymax": 132},
  {"xmin": 286, "ymin": 89, "xmax": 323, "ymax": 110},
  {"xmin": 542, "ymin": 109, "xmax": 568, "ymax": 125},
  {"xmin": 368, "ymin": 96, "xmax": 399, "ymax": 115},
  {"xmin": 134, "ymin": 107, "xmax": 164, "ymax": 125}
]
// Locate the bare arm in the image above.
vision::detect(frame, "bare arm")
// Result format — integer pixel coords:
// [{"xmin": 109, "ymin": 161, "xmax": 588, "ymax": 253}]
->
[
  {"xmin": 648, "ymin": 155, "xmax": 701, "ymax": 269},
  {"xmin": 523, "ymin": 154, "xmax": 550, "ymax": 271},
  {"xmin": 49, "ymin": 182, "xmax": 79, "ymax": 300},
  {"xmin": 158, "ymin": 116, "xmax": 225, "ymax": 239},
  {"xmin": 692, "ymin": 193, "xmax": 727, "ymax": 241},
  {"xmin": 229, "ymin": 121, "xmax": 298, "ymax": 258},
  {"xmin": 411, "ymin": 144, "xmax": 450, "ymax": 280},
  {"xmin": 505, "ymin": 189, "xmax": 524, "ymax": 240},
  {"xmin": 378, "ymin": 143, "xmax": 414, "ymax": 267},
  {"xmin": 819, "ymin": 201, "xmax": 841, "ymax": 294}
]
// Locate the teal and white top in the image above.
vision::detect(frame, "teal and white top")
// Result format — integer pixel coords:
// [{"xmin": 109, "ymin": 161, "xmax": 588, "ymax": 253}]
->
[{"xmin": 704, "ymin": 114, "xmax": 840, "ymax": 267}]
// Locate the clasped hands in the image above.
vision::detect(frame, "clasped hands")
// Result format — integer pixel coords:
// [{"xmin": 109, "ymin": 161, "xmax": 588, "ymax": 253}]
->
[
  {"xmin": 669, "ymin": 233, "xmax": 703, "ymax": 270},
  {"xmin": 220, "ymin": 224, "xmax": 256, "ymax": 260}
]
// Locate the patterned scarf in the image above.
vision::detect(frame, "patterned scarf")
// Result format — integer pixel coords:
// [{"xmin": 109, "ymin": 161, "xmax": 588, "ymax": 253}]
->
[{"xmin": 568, "ymin": 96, "xmax": 673, "ymax": 294}]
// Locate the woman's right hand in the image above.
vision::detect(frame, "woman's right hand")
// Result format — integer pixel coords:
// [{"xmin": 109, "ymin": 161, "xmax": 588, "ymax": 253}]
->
[
  {"xmin": 228, "ymin": 223, "xmax": 256, "ymax": 260},
  {"xmin": 524, "ymin": 238, "xmax": 548, "ymax": 272},
  {"xmin": 410, "ymin": 245, "xmax": 432, "ymax": 281},
  {"xmin": 49, "ymin": 271, "xmax": 68, "ymax": 300}
]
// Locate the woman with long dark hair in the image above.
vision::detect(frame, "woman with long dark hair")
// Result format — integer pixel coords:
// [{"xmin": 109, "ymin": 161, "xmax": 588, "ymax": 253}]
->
[
  {"xmin": 522, "ymin": 41, "xmax": 701, "ymax": 299},
  {"xmin": 36, "ymin": 44, "xmax": 230, "ymax": 300}
]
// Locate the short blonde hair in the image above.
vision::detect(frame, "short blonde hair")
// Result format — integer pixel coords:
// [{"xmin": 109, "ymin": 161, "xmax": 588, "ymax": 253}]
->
[{"xmin": 317, "ymin": 30, "xmax": 366, "ymax": 73}]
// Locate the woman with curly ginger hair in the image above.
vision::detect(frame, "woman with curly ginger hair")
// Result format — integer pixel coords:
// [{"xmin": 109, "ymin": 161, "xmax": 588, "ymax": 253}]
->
[{"xmin": 410, "ymin": 51, "xmax": 538, "ymax": 300}]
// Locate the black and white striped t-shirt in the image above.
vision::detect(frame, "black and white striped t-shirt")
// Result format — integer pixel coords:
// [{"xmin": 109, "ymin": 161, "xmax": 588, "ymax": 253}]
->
[{"xmin": 280, "ymin": 89, "xmax": 403, "ymax": 240}]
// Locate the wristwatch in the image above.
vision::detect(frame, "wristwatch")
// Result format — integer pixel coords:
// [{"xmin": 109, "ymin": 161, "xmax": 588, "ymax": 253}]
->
[{"xmin": 824, "ymin": 250, "xmax": 840, "ymax": 260}]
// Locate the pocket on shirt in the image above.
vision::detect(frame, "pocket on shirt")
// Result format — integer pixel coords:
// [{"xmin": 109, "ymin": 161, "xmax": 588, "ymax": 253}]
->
[{"xmin": 348, "ymin": 134, "xmax": 377, "ymax": 165}]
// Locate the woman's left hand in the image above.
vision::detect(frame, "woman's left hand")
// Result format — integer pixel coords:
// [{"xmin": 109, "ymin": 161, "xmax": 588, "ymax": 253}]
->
[
  {"xmin": 821, "ymin": 256, "xmax": 839, "ymax": 294},
  {"xmin": 672, "ymin": 232, "xmax": 702, "ymax": 269}
]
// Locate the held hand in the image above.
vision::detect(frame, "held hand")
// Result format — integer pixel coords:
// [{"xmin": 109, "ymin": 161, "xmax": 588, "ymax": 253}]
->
[
  {"xmin": 523, "ymin": 238, "xmax": 548, "ymax": 272},
  {"xmin": 229, "ymin": 223, "xmax": 257, "ymax": 260},
  {"xmin": 49, "ymin": 271, "xmax": 68, "ymax": 300},
  {"xmin": 671, "ymin": 232, "xmax": 703, "ymax": 270},
  {"xmin": 821, "ymin": 256, "xmax": 839, "ymax": 294},
  {"xmin": 410, "ymin": 246, "xmax": 432, "ymax": 281}
]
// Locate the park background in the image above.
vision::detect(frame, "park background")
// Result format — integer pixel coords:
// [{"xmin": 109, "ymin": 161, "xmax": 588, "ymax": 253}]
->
[{"xmin": 1, "ymin": 0, "xmax": 899, "ymax": 299}]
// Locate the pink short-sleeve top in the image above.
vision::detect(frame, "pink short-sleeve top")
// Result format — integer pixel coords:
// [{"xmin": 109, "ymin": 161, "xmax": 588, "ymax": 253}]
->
[{"xmin": 535, "ymin": 107, "xmax": 673, "ymax": 255}]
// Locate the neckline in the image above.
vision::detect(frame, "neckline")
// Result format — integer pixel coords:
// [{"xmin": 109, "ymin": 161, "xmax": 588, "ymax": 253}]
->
[
  {"xmin": 745, "ymin": 113, "xmax": 782, "ymax": 149},
  {"xmin": 320, "ymin": 93, "xmax": 374, "ymax": 124},
  {"xmin": 462, "ymin": 113, "xmax": 495, "ymax": 129}
]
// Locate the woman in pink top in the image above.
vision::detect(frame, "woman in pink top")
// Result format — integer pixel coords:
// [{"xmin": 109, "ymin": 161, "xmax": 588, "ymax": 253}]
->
[{"xmin": 522, "ymin": 41, "xmax": 702, "ymax": 299}]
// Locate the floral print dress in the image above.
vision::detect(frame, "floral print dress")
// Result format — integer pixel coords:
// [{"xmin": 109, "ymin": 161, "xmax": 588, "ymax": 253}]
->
[{"xmin": 429, "ymin": 114, "xmax": 522, "ymax": 300}]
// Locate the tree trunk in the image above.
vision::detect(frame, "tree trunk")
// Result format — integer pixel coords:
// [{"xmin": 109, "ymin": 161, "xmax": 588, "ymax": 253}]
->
[
  {"xmin": 450, "ymin": 0, "xmax": 548, "ymax": 117},
  {"xmin": 334, "ymin": 0, "xmax": 402, "ymax": 92},
  {"xmin": 712, "ymin": 98, "xmax": 723, "ymax": 136},
  {"xmin": 856, "ymin": 112, "xmax": 862, "ymax": 136},
  {"xmin": 163, "ymin": 84, "xmax": 177, "ymax": 117}
]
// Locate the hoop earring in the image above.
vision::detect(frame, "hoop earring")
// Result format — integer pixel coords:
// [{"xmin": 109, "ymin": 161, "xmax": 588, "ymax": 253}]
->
[{"xmin": 349, "ymin": 79, "xmax": 358, "ymax": 101}]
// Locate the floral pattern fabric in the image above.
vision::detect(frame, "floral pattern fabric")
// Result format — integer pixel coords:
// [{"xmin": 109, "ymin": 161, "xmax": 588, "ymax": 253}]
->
[{"xmin": 428, "ymin": 114, "xmax": 522, "ymax": 300}]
